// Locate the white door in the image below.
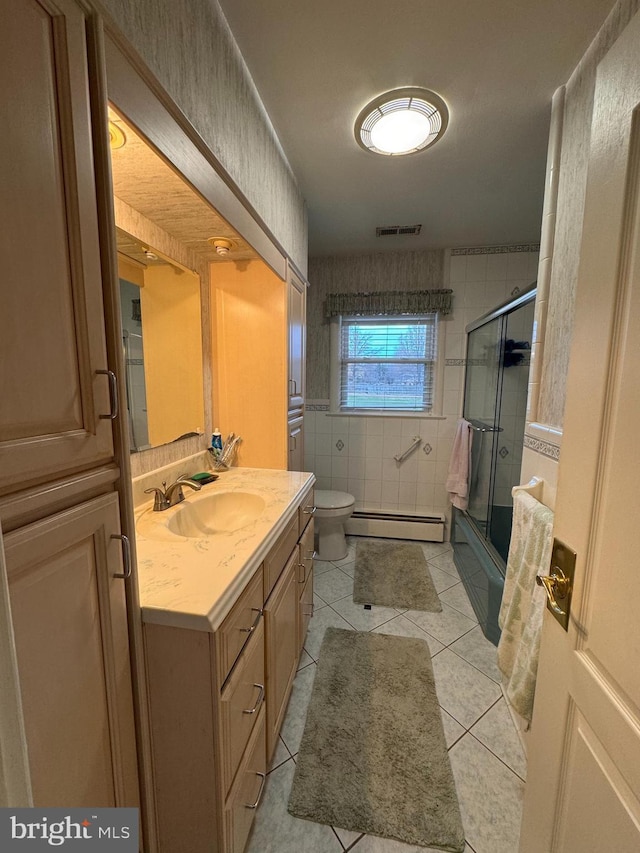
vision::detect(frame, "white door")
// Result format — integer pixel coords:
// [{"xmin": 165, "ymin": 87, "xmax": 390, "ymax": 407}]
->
[{"xmin": 519, "ymin": 11, "xmax": 640, "ymax": 852}]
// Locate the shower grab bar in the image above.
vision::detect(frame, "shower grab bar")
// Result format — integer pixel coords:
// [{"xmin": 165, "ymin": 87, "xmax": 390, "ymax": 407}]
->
[{"xmin": 394, "ymin": 436, "xmax": 422, "ymax": 464}]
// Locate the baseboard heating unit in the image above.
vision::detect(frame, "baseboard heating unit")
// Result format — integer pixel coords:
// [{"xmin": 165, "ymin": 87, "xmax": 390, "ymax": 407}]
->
[{"xmin": 345, "ymin": 510, "xmax": 445, "ymax": 543}]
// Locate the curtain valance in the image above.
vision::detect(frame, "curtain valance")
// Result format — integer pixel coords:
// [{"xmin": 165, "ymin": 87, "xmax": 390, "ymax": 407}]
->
[{"xmin": 324, "ymin": 288, "xmax": 453, "ymax": 319}]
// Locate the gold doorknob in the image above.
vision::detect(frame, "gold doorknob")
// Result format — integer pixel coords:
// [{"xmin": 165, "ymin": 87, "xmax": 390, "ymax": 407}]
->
[{"xmin": 536, "ymin": 566, "xmax": 570, "ymax": 617}]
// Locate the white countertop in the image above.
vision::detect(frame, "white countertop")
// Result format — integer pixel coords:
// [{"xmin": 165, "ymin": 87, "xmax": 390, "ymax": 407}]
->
[{"xmin": 134, "ymin": 467, "xmax": 315, "ymax": 632}]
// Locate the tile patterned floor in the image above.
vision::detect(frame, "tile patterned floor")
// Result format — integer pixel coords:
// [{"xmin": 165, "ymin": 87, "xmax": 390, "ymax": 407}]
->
[{"xmin": 246, "ymin": 537, "xmax": 525, "ymax": 853}]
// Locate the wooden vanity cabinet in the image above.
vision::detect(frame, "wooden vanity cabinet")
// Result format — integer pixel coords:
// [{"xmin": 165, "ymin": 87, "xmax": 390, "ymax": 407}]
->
[{"xmin": 144, "ymin": 486, "xmax": 316, "ymax": 853}]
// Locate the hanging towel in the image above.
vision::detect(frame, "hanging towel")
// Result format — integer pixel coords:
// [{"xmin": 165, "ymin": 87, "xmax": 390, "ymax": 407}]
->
[
  {"xmin": 497, "ymin": 489, "xmax": 554, "ymax": 722},
  {"xmin": 446, "ymin": 419, "xmax": 473, "ymax": 509}
]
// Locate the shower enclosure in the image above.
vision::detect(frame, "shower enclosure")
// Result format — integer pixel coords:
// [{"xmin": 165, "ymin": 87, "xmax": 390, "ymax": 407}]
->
[{"xmin": 452, "ymin": 286, "xmax": 536, "ymax": 645}]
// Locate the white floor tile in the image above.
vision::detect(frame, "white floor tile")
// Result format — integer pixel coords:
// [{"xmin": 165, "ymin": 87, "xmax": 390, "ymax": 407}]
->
[
  {"xmin": 350, "ymin": 834, "xmax": 473, "ymax": 852},
  {"xmin": 404, "ymin": 602, "xmax": 477, "ymax": 646},
  {"xmin": 431, "ymin": 649, "xmax": 502, "ymax": 729},
  {"xmin": 314, "ymin": 568, "xmax": 354, "ymax": 603},
  {"xmin": 313, "ymin": 559, "xmax": 336, "ymax": 576},
  {"xmin": 425, "ymin": 563, "xmax": 461, "ymax": 594},
  {"xmin": 449, "ymin": 734, "xmax": 524, "ymax": 853},
  {"xmin": 372, "ymin": 614, "xmax": 445, "ymax": 656},
  {"xmin": 440, "ymin": 707, "xmax": 466, "ymax": 748},
  {"xmin": 279, "ymin": 664, "xmax": 317, "ymax": 756},
  {"xmin": 246, "ymin": 759, "xmax": 342, "ymax": 853},
  {"xmin": 470, "ymin": 699, "xmax": 527, "ymax": 781},
  {"xmin": 269, "ymin": 736, "xmax": 291, "ymax": 772},
  {"xmin": 297, "ymin": 649, "xmax": 314, "ymax": 670},
  {"xmin": 449, "ymin": 626, "xmax": 502, "ymax": 683},
  {"xmin": 303, "ymin": 605, "xmax": 354, "ymax": 660},
  {"xmin": 330, "ymin": 596, "xmax": 400, "ymax": 632},
  {"xmin": 427, "ymin": 550, "xmax": 460, "ymax": 578},
  {"xmin": 439, "ymin": 582, "xmax": 477, "ymax": 620}
]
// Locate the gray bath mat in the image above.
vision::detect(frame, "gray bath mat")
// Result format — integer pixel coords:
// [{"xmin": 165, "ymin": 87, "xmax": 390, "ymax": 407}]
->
[
  {"xmin": 353, "ymin": 540, "xmax": 442, "ymax": 611},
  {"xmin": 288, "ymin": 628, "xmax": 465, "ymax": 851}
]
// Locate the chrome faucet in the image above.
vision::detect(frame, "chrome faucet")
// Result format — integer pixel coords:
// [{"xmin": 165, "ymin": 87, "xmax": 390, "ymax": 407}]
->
[{"xmin": 144, "ymin": 474, "xmax": 202, "ymax": 511}]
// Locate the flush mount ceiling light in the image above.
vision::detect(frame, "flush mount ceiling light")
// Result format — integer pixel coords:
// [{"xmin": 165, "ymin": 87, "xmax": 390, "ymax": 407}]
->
[{"xmin": 355, "ymin": 87, "xmax": 449, "ymax": 156}]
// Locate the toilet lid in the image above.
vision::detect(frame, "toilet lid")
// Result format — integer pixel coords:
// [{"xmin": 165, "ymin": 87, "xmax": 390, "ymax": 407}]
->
[{"xmin": 315, "ymin": 490, "xmax": 355, "ymax": 510}]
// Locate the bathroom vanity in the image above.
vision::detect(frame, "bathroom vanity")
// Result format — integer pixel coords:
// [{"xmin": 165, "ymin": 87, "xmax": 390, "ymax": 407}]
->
[{"xmin": 134, "ymin": 466, "xmax": 315, "ymax": 853}]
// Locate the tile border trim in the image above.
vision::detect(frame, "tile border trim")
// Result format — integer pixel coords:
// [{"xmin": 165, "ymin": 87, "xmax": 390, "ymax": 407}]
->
[
  {"xmin": 451, "ymin": 244, "xmax": 540, "ymax": 256},
  {"xmin": 524, "ymin": 434, "xmax": 560, "ymax": 461}
]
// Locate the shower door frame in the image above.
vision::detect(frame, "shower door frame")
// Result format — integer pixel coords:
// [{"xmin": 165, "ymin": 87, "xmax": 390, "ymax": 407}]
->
[{"xmin": 463, "ymin": 285, "xmax": 536, "ymax": 562}]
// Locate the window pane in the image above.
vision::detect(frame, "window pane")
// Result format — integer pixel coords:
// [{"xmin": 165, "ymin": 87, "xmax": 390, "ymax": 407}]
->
[
  {"xmin": 339, "ymin": 314, "xmax": 438, "ymax": 412},
  {"xmin": 344, "ymin": 321, "xmax": 430, "ymax": 359},
  {"xmin": 342, "ymin": 362, "xmax": 432, "ymax": 410}
]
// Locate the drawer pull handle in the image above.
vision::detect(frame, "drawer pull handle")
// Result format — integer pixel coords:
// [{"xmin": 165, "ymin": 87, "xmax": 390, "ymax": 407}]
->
[
  {"xmin": 303, "ymin": 505, "xmax": 317, "ymax": 516},
  {"xmin": 240, "ymin": 608, "xmax": 263, "ymax": 634},
  {"xmin": 243, "ymin": 683, "xmax": 265, "ymax": 715},
  {"xmin": 298, "ymin": 563, "xmax": 307, "ymax": 584},
  {"xmin": 307, "ymin": 550, "xmax": 317, "ymax": 560},
  {"xmin": 245, "ymin": 772, "xmax": 266, "ymax": 810}
]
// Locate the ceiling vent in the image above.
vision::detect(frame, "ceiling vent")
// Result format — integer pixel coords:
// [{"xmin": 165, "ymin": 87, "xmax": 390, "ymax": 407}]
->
[{"xmin": 376, "ymin": 224, "xmax": 422, "ymax": 237}]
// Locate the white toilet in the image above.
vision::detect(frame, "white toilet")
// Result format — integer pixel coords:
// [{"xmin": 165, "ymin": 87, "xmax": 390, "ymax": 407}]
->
[{"xmin": 314, "ymin": 490, "xmax": 356, "ymax": 561}]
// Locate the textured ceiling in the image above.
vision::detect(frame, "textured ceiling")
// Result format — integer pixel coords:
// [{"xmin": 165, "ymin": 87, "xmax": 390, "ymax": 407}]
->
[
  {"xmin": 218, "ymin": 0, "xmax": 615, "ymax": 257},
  {"xmin": 109, "ymin": 110, "xmax": 258, "ymax": 265}
]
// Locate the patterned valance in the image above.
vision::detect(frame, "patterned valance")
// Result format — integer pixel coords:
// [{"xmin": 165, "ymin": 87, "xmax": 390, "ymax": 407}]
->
[{"xmin": 324, "ymin": 289, "xmax": 453, "ymax": 319}]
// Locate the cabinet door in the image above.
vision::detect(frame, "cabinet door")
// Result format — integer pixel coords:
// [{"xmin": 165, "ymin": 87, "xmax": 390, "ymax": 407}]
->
[
  {"xmin": 3, "ymin": 492, "xmax": 139, "ymax": 807},
  {"xmin": 264, "ymin": 550, "xmax": 299, "ymax": 760},
  {"xmin": 0, "ymin": 0, "xmax": 115, "ymax": 497},
  {"xmin": 288, "ymin": 415, "xmax": 304, "ymax": 472},
  {"xmin": 287, "ymin": 272, "xmax": 306, "ymax": 412}
]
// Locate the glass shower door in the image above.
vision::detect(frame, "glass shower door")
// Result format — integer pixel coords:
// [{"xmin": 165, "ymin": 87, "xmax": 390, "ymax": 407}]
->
[
  {"xmin": 463, "ymin": 316, "xmax": 502, "ymax": 535},
  {"xmin": 488, "ymin": 298, "xmax": 535, "ymax": 561}
]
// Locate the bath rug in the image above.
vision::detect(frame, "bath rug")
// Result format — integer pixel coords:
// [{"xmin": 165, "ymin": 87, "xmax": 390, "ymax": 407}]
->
[
  {"xmin": 353, "ymin": 539, "xmax": 442, "ymax": 611},
  {"xmin": 288, "ymin": 628, "xmax": 465, "ymax": 852}
]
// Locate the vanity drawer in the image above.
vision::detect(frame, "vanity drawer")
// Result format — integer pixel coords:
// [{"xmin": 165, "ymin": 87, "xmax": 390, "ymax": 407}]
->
[
  {"xmin": 217, "ymin": 566, "xmax": 264, "ymax": 683},
  {"xmin": 220, "ymin": 618, "xmax": 265, "ymax": 795},
  {"xmin": 298, "ymin": 488, "xmax": 316, "ymax": 536},
  {"xmin": 224, "ymin": 707, "xmax": 266, "ymax": 853},
  {"xmin": 263, "ymin": 513, "xmax": 298, "ymax": 600}
]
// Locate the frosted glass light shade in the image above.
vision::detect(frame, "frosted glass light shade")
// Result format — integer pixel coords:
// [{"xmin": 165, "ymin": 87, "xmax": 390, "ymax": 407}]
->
[{"xmin": 355, "ymin": 88, "xmax": 449, "ymax": 156}]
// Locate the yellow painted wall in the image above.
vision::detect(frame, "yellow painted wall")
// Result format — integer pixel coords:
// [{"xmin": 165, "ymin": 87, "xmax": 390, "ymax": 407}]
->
[
  {"xmin": 141, "ymin": 265, "xmax": 205, "ymax": 446},
  {"xmin": 212, "ymin": 260, "xmax": 287, "ymax": 469}
]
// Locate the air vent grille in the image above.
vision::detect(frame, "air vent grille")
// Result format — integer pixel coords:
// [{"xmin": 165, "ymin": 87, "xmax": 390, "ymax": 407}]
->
[{"xmin": 376, "ymin": 224, "xmax": 422, "ymax": 237}]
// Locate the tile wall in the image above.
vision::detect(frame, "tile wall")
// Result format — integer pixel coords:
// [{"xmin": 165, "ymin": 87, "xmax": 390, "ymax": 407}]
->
[{"xmin": 304, "ymin": 246, "xmax": 539, "ymax": 535}]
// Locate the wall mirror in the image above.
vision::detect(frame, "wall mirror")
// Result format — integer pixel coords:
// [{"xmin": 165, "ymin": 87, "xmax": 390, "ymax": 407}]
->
[
  {"xmin": 108, "ymin": 104, "xmax": 260, "ymax": 455},
  {"xmin": 116, "ymin": 229, "xmax": 205, "ymax": 451}
]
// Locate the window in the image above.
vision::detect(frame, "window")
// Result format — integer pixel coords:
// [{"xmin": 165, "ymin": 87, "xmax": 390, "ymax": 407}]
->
[{"xmin": 331, "ymin": 314, "xmax": 440, "ymax": 413}]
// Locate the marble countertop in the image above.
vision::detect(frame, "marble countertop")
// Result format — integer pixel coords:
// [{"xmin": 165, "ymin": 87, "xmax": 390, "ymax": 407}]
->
[{"xmin": 134, "ymin": 467, "xmax": 315, "ymax": 633}]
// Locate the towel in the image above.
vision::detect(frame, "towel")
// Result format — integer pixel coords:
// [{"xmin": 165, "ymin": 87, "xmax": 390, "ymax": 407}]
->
[
  {"xmin": 446, "ymin": 419, "xmax": 473, "ymax": 509},
  {"xmin": 497, "ymin": 489, "xmax": 554, "ymax": 722}
]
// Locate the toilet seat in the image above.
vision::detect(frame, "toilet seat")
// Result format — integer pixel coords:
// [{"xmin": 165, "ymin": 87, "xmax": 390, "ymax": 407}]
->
[{"xmin": 315, "ymin": 490, "xmax": 355, "ymax": 513}]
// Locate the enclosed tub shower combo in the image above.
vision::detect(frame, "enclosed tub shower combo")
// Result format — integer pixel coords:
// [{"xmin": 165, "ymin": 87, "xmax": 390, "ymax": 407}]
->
[{"xmin": 452, "ymin": 287, "xmax": 536, "ymax": 645}]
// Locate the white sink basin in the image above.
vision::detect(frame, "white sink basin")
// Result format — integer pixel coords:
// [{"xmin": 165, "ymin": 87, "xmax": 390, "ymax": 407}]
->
[{"xmin": 138, "ymin": 490, "xmax": 266, "ymax": 540}]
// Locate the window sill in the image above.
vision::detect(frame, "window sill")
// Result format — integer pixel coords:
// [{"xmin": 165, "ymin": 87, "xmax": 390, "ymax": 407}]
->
[{"xmin": 326, "ymin": 411, "xmax": 446, "ymax": 420}]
